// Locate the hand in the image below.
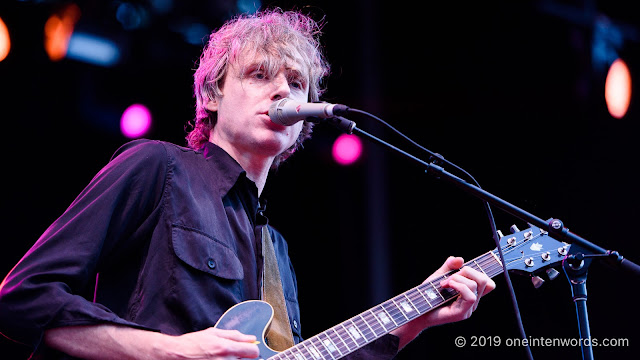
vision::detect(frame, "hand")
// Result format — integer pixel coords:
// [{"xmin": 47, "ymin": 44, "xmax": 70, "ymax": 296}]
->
[
  {"xmin": 422, "ymin": 256, "xmax": 496, "ymax": 327},
  {"xmin": 170, "ymin": 327, "xmax": 260, "ymax": 359},
  {"xmin": 391, "ymin": 256, "xmax": 496, "ymax": 349}
]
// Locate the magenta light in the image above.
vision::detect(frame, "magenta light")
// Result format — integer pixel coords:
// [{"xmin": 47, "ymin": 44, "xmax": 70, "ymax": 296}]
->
[
  {"xmin": 332, "ymin": 134, "xmax": 362, "ymax": 165},
  {"xmin": 120, "ymin": 103, "xmax": 151, "ymax": 138}
]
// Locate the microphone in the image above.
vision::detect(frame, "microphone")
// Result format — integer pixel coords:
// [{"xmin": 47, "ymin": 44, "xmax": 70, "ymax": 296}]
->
[{"xmin": 268, "ymin": 98, "xmax": 350, "ymax": 126}]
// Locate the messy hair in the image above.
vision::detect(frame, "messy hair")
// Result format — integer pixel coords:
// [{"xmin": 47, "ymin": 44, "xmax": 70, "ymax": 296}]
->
[{"xmin": 187, "ymin": 9, "xmax": 330, "ymax": 167}]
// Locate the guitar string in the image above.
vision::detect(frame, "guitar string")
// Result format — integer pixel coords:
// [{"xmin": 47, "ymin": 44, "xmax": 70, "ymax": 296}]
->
[
  {"xmin": 276, "ymin": 252, "xmax": 549, "ymax": 360},
  {"xmin": 273, "ymin": 232, "xmax": 566, "ymax": 359},
  {"xmin": 274, "ymin": 254, "xmax": 502, "ymax": 359}
]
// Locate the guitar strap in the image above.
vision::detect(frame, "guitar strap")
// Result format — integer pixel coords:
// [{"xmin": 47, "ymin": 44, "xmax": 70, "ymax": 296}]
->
[{"xmin": 261, "ymin": 225, "xmax": 295, "ymax": 351}]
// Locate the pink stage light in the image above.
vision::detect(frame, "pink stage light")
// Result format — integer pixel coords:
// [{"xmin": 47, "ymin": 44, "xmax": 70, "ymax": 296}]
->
[
  {"xmin": 120, "ymin": 103, "xmax": 152, "ymax": 138},
  {"xmin": 332, "ymin": 134, "xmax": 362, "ymax": 165},
  {"xmin": 605, "ymin": 58, "xmax": 632, "ymax": 119}
]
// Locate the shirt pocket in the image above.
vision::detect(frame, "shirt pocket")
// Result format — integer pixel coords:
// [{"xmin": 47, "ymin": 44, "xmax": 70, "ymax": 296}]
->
[{"xmin": 171, "ymin": 224, "xmax": 244, "ymax": 280}]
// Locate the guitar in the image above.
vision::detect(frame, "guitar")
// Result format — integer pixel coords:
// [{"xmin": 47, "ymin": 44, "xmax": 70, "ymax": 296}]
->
[{"xmin": 215, "ymin": 225, "xmax": 569, "ymax": 360}]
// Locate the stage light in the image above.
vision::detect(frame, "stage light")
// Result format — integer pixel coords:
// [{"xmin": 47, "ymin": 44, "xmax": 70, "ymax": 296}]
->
[
  {"xmin": 121, "ymin": 104, "xmax": 152, "ymax": 139},
  {"xmin": 0, "ymin": 17, "xmax": 10, "ymax": 62},
  {"xmin": 605, "ymin": 58, "xmax": 632, "ymax": 119},
  {"xmin": 66, "ymin": 32, "xmax": 120, "ymax": 67},
  {"xmin": 44, "ymin": 3, "xmax": 81, "ymax": 61},
  {"xmin": 332, "ymin": 134, "xmax": 362, "ymax": 166}
]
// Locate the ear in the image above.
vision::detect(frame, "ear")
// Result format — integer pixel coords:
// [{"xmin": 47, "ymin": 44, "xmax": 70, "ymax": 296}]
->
[{"xmin": 205, "ymin": 98, "xmax": 219, "ymax": 112}]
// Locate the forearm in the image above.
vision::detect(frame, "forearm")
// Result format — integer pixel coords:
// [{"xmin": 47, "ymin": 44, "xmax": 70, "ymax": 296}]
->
[
  {"xmin": 44, "ymin": 324, "xmax": 173, "ymax": 360},
  {"xmin": 390, "ymin": 317, "xmax": 429, "ymax": 350}
]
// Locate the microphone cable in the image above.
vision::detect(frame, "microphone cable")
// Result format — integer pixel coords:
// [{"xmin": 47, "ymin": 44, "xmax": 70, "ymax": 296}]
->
[{"xmin": 344, "ymin": 107, "xmax": 534, "ymax": 360}]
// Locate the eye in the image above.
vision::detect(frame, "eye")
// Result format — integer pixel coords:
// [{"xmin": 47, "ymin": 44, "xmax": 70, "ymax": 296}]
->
[{"xmin": 287, "ymin": 76, "xmax": 306, "ymax": 90}]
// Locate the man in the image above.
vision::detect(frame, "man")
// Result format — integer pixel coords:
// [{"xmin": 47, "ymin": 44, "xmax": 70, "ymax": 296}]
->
[{"xmin": 0, "ymin": 9, "xmax": 495, "ymax": 359}]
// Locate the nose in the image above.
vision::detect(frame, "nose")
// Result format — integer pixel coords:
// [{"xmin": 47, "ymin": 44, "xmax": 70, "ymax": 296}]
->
[{"xmin": 270, "ymin": 72, "xmax": 291, "ymax": 101}]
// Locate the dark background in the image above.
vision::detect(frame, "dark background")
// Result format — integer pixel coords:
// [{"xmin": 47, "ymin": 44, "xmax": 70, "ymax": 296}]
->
[{"xmin": 1, "ymin": 0, "xmax": 639, "ymax": 359}]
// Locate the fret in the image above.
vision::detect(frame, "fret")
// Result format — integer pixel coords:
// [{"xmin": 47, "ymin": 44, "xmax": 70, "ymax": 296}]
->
[
  {"xmin": 338, "ymin": 323, "xmax": 357, "ymax": 350},
  {"xmin": 358, "ymin": 314, "xmax": 377, "ymax": 340},
  {"xmin": 307, "ymin": 339, "xmax": 328, "ymax": 360},
  {"xmin": 428, "ymin": 280, "xmax": 446, "ymax": 301},
  {"xmin": 342, "ymin": 320, "xmax": 367, "ymax": 347},
  {"xmin": 417, "ymin": 286, "xmax": 433, "ymax": 308},
  {"xmin": 332, "ymin": 327, "xmax": 350, "ymax": 353},
  {"xmin": 350, "ymin": 318, "xmax": 368, "ymax": 344},
  {"xmin": 490, "ymin": 250, "xmax": 503, "ymax": 267},
  {"xmin": 378, "ymin": 303, "xmax": 398, "ymax": 327},
  {"xmin": 391, "ymin": 298, "xmax": 410, "ymax": 321},
  {"xmin": 473, "ymin": 259, "xmax": 487, "ymax": 276},
  {"xmin": 310, "ymin": 336, "xmax": 334, "ymax": 360},
  {"xmin": 402, "ymin": 293, "xmax": 420, "ymax": 315},
  {"xmin": 318, "ymin": 332, "xmax": 341, "ymax": 358},
  {"xmin": 408, "ymin": 288, "xmax": 432, "ymax": 314},
  {"xmin": 380, "ymin": 301, "xmax": 403, "ymax": 327},
  {"xmin": 301, "ymin": 342, "xmax": 323, "ymax": 360},
  {"xmin": 422, "ymin": 283, "xmax": 443, "ymax": 306},
  {"xmin": 369, "ymin": 308, "xmax": 389, "ymax": 334}
]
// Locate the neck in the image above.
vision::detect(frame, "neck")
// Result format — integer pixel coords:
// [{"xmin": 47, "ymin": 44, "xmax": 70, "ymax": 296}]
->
[{"xmin": 208, "ymin": 139, "xmax": 272, "ymax": 196}]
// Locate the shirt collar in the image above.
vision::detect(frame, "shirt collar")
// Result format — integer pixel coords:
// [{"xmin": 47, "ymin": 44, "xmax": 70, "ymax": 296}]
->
[{"xmin": 201, "ymin": 142, "xmax": 258, "ymax": 198}]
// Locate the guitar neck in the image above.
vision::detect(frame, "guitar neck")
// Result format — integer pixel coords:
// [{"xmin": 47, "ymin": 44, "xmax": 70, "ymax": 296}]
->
[{"xmin": 270, "ymin": 251, "xmax": 504, "ymax": 360}]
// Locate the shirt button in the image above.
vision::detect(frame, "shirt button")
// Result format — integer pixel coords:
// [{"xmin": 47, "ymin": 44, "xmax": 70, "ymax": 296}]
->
[
  {"xmin": 207, "ymin": 259, "xmax": 216, "ymax": 269},
  {"xmin": 293, "ymin": 319, "xmax": 298, "ymax": 329}
]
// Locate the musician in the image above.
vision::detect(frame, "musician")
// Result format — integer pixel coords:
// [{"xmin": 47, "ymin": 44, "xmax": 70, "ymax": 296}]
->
[{"xmin": 0, "ymin": 9, "xmax": 495, "ymax": 359}]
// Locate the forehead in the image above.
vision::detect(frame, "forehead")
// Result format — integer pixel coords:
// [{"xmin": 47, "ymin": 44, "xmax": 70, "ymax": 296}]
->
[{"xmin": 233, "ymin": 47, "xmax": 310, "ymax": 78}]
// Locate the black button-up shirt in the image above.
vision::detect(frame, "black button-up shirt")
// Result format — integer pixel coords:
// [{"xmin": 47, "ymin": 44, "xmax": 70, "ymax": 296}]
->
[{"xmin": 0, "ymin": 140, "xmax": 398, "ymax": 359}]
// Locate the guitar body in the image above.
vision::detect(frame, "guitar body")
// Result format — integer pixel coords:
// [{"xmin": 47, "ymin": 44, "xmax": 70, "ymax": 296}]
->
[{"xmin": 215, "ymin": 300, "xmax": 279, "ymax": 359}]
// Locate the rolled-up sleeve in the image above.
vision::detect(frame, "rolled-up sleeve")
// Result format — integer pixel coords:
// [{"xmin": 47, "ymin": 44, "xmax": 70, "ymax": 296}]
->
[{"xmin": 0, "ymin": 139, "xmax": 168, "ymax": 350}]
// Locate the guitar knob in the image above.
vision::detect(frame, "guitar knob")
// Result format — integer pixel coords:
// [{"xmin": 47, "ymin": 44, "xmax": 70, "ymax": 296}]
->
[
  {"xmin": 510, "ymin": 225, "xmax": 520, "ymax": 234},
  {"xmin": 546, "ymin": 268, "xmax": 560, "ymax": 281},
  {"xmin": 531, "ymin": 276, "xmax": 545, "ymax": 289},
  {"xmin": 496, "ymin": 230, "xmax": 504, "ymax": 239}
]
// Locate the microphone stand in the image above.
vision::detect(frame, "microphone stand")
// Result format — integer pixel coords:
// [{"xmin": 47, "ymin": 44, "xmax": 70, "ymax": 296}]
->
[{"xmin": 323, "ymin": 116, "xmax": 640, "ymax": 360}]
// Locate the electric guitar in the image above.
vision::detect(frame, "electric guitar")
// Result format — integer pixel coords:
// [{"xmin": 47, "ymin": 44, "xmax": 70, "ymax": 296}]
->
[{"xmin": 215, "ymin": 225, "xmax": 569, "ymax": 360}]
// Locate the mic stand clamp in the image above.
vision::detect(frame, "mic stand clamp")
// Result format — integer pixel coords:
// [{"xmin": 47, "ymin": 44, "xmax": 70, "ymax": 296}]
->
[{"xmin": 564, "ymin": 244, "xmax": 595, "ymax": 360}]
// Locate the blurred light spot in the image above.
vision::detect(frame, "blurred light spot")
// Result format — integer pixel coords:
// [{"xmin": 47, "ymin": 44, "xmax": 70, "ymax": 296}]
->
[
  {"xmin": 116, "ymin": 2, "xmax": 150, "ymax": 30},
  {"xmin": 121, "ymin": 104, "xmax": 152, "ymax": 138},
  {"xmin": 66, "ymin": 32, "xmax": 120, "ymax": 66},
  {"xmin": 237, "ymin": 0, "xmax": 261, "ymax": 14},
  {"xmin": 180, "ymin": 22, "xmax": 209, "ymax": 45},
  {"xmin": 605, "ymin": 58, "xmax": 632, "ymax": 119},
  {"xmin": 0, "ymin": 17, "xmax": 10, "ymax": 62},
  {"xmin": 149, "ymin": 0, "xmax": 174, "ymax": 14},
  {"xmin": 332, "ymin": 134, "xmax": 362, "ymax": 166},
  {"xmin": 44, "ymin": 3, "xmax": 81, "ymax": 61}
]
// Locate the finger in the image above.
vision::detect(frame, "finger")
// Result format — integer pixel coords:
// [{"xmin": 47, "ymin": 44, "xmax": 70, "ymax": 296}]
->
[
  {"xmin": 456, "ymin": 266, "xmax": 496, "ymax": 297},
  {"xmin": 441, "ymin": 272, "xmax": 478, "ymax": 299},
  {"xmin": 444, "ymin": 279, "xmax": 477, "ymax": 319},
  {"xmin": 208, "ymin": 330, "xmax": 260, "ymax": 359},
  {"xmin": 425, "ymin": 256, "xmax": 464, "ymax": 282},
  {"xmin": 221, "ymin": 340, "xmax": 260, "ymax": 359},
  {"xmin": 208, "ymin": 328, "xmax": 257, "ymax": 343},
  {"xmin": 444, "ymin": 266, "xmax": 496, "ymax": 311}
]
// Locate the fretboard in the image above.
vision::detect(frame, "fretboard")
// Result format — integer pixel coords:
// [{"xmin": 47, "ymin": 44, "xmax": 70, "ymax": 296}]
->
[{"xmin": 267, "ymin": 250, "xmax": 504, "ymax": 360}]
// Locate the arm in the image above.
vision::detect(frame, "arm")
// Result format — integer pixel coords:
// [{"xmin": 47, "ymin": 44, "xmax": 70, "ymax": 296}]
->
[
  {"xmin": 391, "ymin": 256, "xmax": 496, "ymax": 349},
  {"xmin": 43, "ymin": 324, "xmax": 259, "ymax": 360},
  {"xmin": 0, "ymin": 140, "xmax": 167, "ymax": 351}
]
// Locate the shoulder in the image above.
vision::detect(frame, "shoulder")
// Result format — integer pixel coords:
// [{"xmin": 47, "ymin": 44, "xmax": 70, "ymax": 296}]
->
[{"xmin": 109, "ymin": 139, "xmax": 202, "ymax": 164}]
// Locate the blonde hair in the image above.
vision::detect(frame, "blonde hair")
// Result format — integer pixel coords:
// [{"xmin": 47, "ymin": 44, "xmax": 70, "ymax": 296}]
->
[{"xmin": 187, "ymin": 9, "xmax": 330, "ymax": 167}]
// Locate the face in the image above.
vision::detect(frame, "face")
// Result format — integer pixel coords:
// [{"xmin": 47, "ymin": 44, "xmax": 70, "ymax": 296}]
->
[{"xmin": 206, "ymin": 53, "xmax": 310, "ymax": 165}]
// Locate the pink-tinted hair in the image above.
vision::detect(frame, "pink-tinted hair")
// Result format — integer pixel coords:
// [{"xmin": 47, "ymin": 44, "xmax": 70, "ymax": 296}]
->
[{"xmin": 187, "ymin": 9, "xmax": 330, "ymax": 167}]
